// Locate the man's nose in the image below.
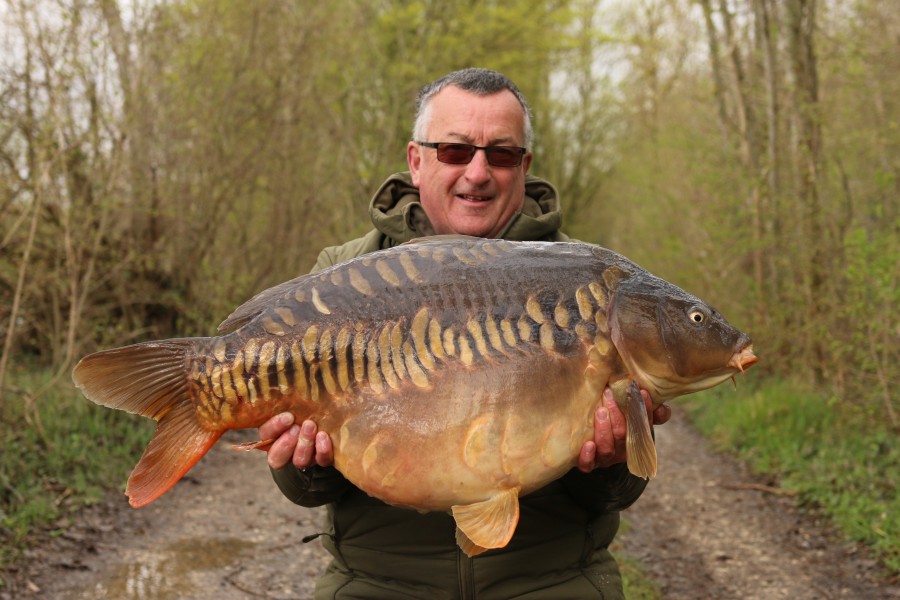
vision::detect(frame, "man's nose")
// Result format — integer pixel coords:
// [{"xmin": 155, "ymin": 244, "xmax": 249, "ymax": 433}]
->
[{"xmin": 463, "ymin": 148, "xmax": 492, "ymax": 184}]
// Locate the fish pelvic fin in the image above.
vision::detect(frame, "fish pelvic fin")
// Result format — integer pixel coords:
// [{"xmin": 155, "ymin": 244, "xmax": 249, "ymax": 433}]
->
[
  {"xmin": 612, "ymin": 379, "xmax": 657, "ymax": 480},
  {"xmin": 72, "ymin": 339, "xmax": 222, "ymax": 507},
  {"xmin": 232, "ymin": 438, "xmax": 276, "ymax": 452},
  {"xmin": 451, "ymin": 487, "xmax": 520, "ymax": 557}
]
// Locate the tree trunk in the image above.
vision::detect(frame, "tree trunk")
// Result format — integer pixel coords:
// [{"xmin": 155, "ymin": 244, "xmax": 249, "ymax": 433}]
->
[
  {"xmin": 787, "ymin": 0, "xmax": 827, "ymax": 383},
  {"xmin": 753, "ymin": 0, "xmax": 781, "ymax": 329}
]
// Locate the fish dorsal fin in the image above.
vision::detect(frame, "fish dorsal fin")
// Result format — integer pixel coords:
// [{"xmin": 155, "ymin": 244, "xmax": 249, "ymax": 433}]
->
[
  {"xmin": 611, "ymin": 379, "xmax": 657, "ymax": 479},
  {"xmin": 220, "ymin": 235, "xmax": 485, "ymax": 333},
  {"xmin": 451, "ymin": 487, "xmax": 520, "ymax": 556},
  {"xmin": 216, "ymin": 273, "xmax": 311, "ymax": 333}
]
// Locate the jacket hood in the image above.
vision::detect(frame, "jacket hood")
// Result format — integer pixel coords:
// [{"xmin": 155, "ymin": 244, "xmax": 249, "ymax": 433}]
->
[{"xmin": 369, "ymin": 172, "xmax": 564, "ymax": 243}]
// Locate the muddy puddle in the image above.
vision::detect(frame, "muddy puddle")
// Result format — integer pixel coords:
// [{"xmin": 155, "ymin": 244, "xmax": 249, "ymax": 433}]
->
[{"xmin": 64, "ymin": 537, "xmax": 255, "ymax": 599}]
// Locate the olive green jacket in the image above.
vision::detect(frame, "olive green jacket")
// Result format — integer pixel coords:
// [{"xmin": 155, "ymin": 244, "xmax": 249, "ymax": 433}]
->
[
  {"xmin": 313, "ymin": 171, "xmax": 570, "ymax": 268},
  {"xmin": 272, "ymin": 172, "xmax": 647, "ymax": 599}
]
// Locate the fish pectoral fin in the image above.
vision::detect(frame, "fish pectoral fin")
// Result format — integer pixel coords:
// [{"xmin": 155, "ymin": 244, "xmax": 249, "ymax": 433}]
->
[
  {"xmin": 232, "ymin": 438, "xmax": 275, "ymax": 452},
  {"xmin": 613, "ymin": 379, "xmax": 657, "ymax": 479},
  {"xmin": 451, "ymin": 488, "xmax": 520, "ymax": 557}
]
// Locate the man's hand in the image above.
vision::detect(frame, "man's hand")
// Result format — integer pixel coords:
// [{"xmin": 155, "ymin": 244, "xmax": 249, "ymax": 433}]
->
[
  {"xmin": 258, "ymin": 413, "xmax": 334, "ymax": 470},
  {"xmin": 577, "ymin": 387, "xmax": 671, "ymax": 473}
]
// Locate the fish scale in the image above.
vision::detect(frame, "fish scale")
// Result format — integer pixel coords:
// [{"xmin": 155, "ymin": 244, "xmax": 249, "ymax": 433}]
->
[
  {"xmin": 196, "ymin": 246, "xmax": 601, "ymax": 415},
  {"xmin": 72, "ymin": 236, "xmax": 756, "ymax": 557}
]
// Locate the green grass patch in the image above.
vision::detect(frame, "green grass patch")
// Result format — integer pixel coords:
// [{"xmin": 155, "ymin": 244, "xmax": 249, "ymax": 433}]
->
[
  {"xmin": 614, "ymin": 518, "xmax": 662, "ymax": 600},
  {"xmin": 0, "ymin": 365, "xmax": 153, "ymax": 570},
  {"xmin": 686, "ymin": 379, "xmax": 900, "ymax": 573}
]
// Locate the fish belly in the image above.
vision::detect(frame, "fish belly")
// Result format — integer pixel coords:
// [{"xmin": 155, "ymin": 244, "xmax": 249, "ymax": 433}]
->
[{"xmin": 327, "ymin": 343, "xmax": 606, "ymax": 512}]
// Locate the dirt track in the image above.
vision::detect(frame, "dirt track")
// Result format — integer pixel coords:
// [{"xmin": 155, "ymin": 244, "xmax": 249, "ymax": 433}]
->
[
  {"xmin": 2, "ymin": 415, "xmax": 897, "ymax": 599},
  {"xmin": 617, "ymin": 412, "xmax": 898, "ymax": 599}
]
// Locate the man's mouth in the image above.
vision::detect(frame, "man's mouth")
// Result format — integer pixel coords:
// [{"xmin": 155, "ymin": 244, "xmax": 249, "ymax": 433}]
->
[{"xmin": 456, "ymin": 193, "xmax": 492, "ymax": 202}]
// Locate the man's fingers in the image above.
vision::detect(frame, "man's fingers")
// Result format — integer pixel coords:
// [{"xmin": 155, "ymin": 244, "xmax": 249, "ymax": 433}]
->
[
  {"xmin": 593, "ymin": 388, "xmax": 632, "ymax": 468},
  {"xmin": 583, "ymin": 386, "xmax": 667, "ymax": 473},
  {"xmin": 603, "ymin": 390, "xmax": 627, "ymax": 456},
  {"xmin": 636, "ymin": 389, "xmax": 670, "ymax": 425},
  {"xmin": 578, "ymin": 441, "xmax": 596, "ymax": 473},
  {"xmin": 292, "ymin": 420, "xmax": 318, "ymax": 468},
  {"xmin": 267, "ymin": 424, "xmax": 300, "ymax": 469},
  {"xmin": 260, "ymin": 412, "xmax": 296, "ymax": 470},
  {"xmin": 259, "ymin": 411, "xmax": 294, "ymax": 440},
  {"xmin": 652, "ymin": 403, "xmax": 672, "ymax": 425},
  {"xmin": 314, "ymin": 431, "xmax": 334, "ymax": 467}
]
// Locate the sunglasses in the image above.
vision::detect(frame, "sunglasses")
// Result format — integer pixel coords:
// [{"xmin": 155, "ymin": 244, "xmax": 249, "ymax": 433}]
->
[{"xmin": 416, "ymin": 141, "xmax": 527, "ymax": 168}]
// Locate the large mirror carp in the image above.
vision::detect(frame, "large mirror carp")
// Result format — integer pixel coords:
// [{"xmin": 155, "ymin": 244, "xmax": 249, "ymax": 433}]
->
[{"xmin": 73, "ymin": 236, "xmax": 757, "ymax": 556}]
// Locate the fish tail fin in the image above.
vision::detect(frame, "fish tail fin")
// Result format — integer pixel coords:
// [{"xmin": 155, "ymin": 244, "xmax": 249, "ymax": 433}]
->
[
  {"xmin": 613, "ymin": 379, "xmax": 657, "ymax": 479},
  {"xmin": 72, "ymin": 339, "xmax": 222, "ymax": 507}
]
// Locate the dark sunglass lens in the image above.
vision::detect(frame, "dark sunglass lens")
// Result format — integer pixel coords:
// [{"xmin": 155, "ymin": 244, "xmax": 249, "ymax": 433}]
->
[
  {"xmin": 485, "ymin": 147, "xmax": 522, "ymax": 167},
  {"xmin": 436, "ymin": 143, "xmax": 475, "ymax": 164}
]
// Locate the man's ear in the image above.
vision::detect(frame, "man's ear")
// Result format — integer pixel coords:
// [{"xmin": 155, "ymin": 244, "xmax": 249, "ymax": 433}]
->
[
  {"xmin": 522, "ymin": 150, "xmax": 533, "ymax": 174},
  {"xmin": 407, "ymin": 141, "xmax": 422, "ymax": 187}
]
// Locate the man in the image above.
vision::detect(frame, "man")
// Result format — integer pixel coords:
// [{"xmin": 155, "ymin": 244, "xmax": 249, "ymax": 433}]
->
[{"xmin": 259, "ymin": 68, "xmax": 670, "ymax": 599}]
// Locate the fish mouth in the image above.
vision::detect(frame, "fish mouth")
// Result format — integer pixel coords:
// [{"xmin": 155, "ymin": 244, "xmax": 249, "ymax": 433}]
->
[{"xmin": 728, "ymin": 344, "xmax": 758, "ymax": 373}]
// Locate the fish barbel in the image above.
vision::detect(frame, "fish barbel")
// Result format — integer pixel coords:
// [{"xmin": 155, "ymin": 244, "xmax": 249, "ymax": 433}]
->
[{"xmin": 72, "ymin": 237, "xmax": 757, "ymax": 556}]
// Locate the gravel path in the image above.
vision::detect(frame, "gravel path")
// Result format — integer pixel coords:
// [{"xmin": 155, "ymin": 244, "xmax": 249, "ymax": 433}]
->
[
  {"xmin": 618, "ymin": 411, "xmax": 898, "ymax": 599},
  {"xmin": 2, "ymin": 417, "xmax": 897, "ymax": 599}
]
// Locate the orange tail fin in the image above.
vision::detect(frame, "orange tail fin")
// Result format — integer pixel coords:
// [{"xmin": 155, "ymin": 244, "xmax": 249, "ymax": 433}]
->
[{"xmin": 72, "ymin": 339, "xmax": 222, "ymax": 507}]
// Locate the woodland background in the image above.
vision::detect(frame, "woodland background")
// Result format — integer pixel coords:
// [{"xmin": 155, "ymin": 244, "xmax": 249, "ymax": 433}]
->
[
  {"xmin": 0, "ymin": 0, "xmax": 900, "ymax": 576},
  {"xmin": 0, "ymin": 0, "xmax": 897, "ymax": 570}
]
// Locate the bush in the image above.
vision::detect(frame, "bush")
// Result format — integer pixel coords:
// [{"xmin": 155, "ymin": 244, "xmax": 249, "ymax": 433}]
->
[{"xmin": 0, "ymin": 366, "xmax": 152, "ymax": 568}]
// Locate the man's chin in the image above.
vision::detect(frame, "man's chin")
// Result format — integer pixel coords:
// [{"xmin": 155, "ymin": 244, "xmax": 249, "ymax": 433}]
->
[{"xmin": 448, "ymin": 225, "xmax": 497, "ymax": 238}]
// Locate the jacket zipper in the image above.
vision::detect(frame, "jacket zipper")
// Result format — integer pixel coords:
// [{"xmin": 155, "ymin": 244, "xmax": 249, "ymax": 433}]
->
[{"xmin": 457, "ymin": 548, "xmax": 476, "ymax": 600}]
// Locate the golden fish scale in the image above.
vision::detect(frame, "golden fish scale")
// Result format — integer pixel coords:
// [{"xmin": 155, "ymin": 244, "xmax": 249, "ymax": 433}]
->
[{"xmin": 187, "ymin": 239, "xmax": 624, "ymax": 509}]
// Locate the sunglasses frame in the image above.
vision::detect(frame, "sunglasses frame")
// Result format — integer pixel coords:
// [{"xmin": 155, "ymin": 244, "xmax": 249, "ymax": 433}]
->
[{"xmin": 416, "ymin": 141, "xmax": 527, "ymax": 168}]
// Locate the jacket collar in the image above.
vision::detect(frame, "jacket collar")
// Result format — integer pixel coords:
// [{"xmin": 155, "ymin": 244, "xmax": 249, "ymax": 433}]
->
[{"xmin": 369, "ymin": 172, "xmax": 563, "ymax": 243}]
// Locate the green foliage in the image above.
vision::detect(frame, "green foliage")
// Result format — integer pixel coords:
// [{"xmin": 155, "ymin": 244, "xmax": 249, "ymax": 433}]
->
[
  {"xmin": 687, "ymin": 379, "xmax": 900, "ymax": 573},
  {"xmin": 618, "ymin": 554, "xmax": 661, "ymax": 600},
  {"xmin": 594, "ymin": 0, "xmax": 899, "ymax": 413},
  {"xmin": 0, "ymin": 367, "xmax": 152, "ymax": 568},
  {"xmin": 830, "ymin": 226, "xmax": 898, "ymax": 409},
  {"xmin": 613, "ymin": 519, "xmax": 662, "ymax": 600}
]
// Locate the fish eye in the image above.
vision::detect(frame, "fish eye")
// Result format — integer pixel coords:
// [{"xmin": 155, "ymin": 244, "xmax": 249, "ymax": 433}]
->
[{"xmin": 688, "ymin": 309, "xmax": 705, "ymax": 324}]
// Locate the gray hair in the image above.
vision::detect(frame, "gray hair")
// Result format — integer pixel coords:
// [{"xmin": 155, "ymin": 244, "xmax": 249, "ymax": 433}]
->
[{"xmin": 412, "ymin": 68, "xmax": 533, "ymax": 148}]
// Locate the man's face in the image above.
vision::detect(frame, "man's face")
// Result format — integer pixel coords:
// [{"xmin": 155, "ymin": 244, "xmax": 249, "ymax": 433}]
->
[{"xmin": 407, "ymin": 86, "xmax": 533, "ymax": 238}]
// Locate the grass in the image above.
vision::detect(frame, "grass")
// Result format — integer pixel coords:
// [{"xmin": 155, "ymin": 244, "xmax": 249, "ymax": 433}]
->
[
  {"xmin": 614, "ymin": 518, "xmax": 662, "ymax": 600},
  {"xmin": 0, "ymin": 365, "xmax": 153, "ymax": 572},
  {"xmin": 685, "ymin": 379, "xmax": 900, "ymax": 574}
]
